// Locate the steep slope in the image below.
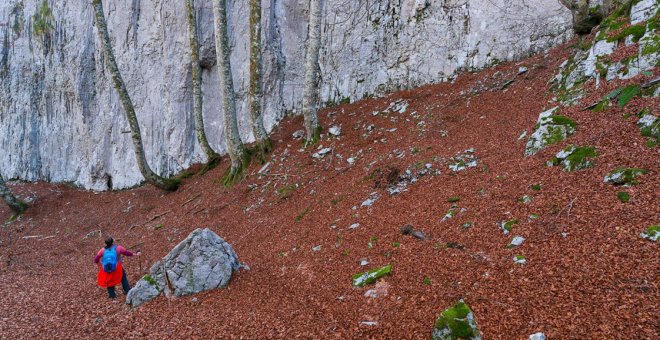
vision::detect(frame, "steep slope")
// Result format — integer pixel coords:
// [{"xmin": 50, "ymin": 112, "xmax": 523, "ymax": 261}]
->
[
  {"xmin": 0, "ymin": 20, "xmax": 658, "ymax": 340},
  {"xmin": 0, "ymin": 0, "xmax": 572, "ymax": 190}
]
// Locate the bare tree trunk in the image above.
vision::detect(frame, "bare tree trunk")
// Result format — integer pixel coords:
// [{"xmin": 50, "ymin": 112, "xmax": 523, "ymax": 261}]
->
[
  {"xmin": 249, "ymin": 0, "xmax": 272, "ymax": 160},
  {"xmin": 212, "ymin": 0, "xmax": 248, "ymax": 185},
  {"xmin": 186, "ymin": 0, "xmax": 219, "ymax": 163},
  {"xmin": 0, "ymin": 174, "xmax": 27, "ymax": 215},
  {"xmin": 302, "ymin": 0, "xmax": 323, "ymax": 145},
  {"xmin": 92, "ymin": 0, "xmax": 179, "ymax": 191}
]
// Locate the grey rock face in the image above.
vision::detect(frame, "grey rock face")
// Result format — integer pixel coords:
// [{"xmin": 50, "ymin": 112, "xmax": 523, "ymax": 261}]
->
[
  {"xmin": 525, "ymin": 107, "xmax": 576, "ymax": 156},
  {"xmin": 126, "ymin": 228, "xmax": 244, "ymax": 307},
  {"xmin": 0, "ymin": 0, "xmax": 572, "ymax": 189},
  {"xmin": 554, "ymin": 0, "xmax": 659, "ymax": 92}
]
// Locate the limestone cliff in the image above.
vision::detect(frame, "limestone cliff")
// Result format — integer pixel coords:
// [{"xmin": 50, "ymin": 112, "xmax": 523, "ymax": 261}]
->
[{"xmin": 0, "ymin": 0, "xmax": 572, "ymax": 189}]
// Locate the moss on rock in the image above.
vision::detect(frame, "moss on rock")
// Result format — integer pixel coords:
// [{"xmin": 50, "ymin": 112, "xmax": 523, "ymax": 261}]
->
[
  {"xmin": 352, "ymin": 264, "xmax": 392, "ymax": 287},
  {"xmin": 499, "ymin": 219, "xmax": 519, "ymax": 234},
  {"xmin": 548, "ymin": 145, "xmax": 597, "ymax": 171},
  {"xmin": 640, "ymin": 225, "xmax": 658, "ymax": 242},
  {"xmin": 604, "ymin": 167, "xmax": 648, "ymax": 186},
  {"xmin": 525, "ymin": 108, "xmax": 577, "ymax": 156},
  {"xmin": 432, "ymin": 300, "xmax": 481, "ymax": 340}
]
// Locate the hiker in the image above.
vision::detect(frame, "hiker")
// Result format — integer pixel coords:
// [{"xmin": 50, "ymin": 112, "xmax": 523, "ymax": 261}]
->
[{"xmin": 94, "ymin": 237, "xmax": 140, "ymax": 299}]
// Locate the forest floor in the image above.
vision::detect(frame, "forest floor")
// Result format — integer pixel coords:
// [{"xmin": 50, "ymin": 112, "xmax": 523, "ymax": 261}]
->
[{"xmin": 0, "ymin": 41, "xmax": 658, "ymax": 339}]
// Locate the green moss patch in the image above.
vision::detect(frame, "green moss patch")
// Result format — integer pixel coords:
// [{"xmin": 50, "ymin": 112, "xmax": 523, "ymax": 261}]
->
[
  {"xmin": 143, "ymin": 274, "xmax": 158, "ymax": 286},
  {"xmin": 617, "ymin": 191, "xmax": 631, "ymax": 203},
  {"xmin": 607, "ymin": 23, "xmax": 647, "ymax": 43},
  {"xmin": 432, "ymin": 300, "xmax": 480, "ymax": 340},
  {"xmin": 548, "ymin": 145, "xmax": 597, "ymax": 171},
  {"xmin": 604, "ymin": 167, "xmax": 648, "ymax": 186},
  {"xmin": 637, "ymin": 112, "xmax": 659, "ymax": 146},
  {"xmin": 513, "ymin": 255, "xmax": 527, "ymax": 265},
  {"xmin": 352, "ymin": 265, "xmax": 392, "ymax": 287},
  {"xmin": 640, "ymin": 225, "xmax": 658, "ymax": 242},
  {"xmin": 499, "ymin": 219, "xmax": 519, "ymax": 234}
]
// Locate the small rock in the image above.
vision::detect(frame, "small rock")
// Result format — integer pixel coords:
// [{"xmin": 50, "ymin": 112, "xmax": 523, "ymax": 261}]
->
[
  {"xmin": 312, "ymin": 147, "xmax": 332, "ymax": 159},
  {"xmin": 191, "ymin": 297, "xmax": 199, "ymax": 303},
  {"xmin": 347, "ymin": 157, "xmax": 356, "ymax": 165},
  {"xmin": 513, "ymin": 255, "xmax": 527, "ymax": 265},
  {"xmin": 312, "ymin": 245, "xmax": 322, "ymax": 252},
  {"xmin": 400, "ymin": 224, "xmax": 429, "ymax": 240},
  {"xmin": 411, "ymin": 230, "xmax": 429, "ymax": 240},
  {"xmin": 349, "ymin": 223, "xmax": 360, "ymax": 230},
  {"xmin": 510, "ymin": 236, "xmax": 525, "ymax": 247},
  {"xmin": 518, "ymin": 66, "xmax": 528, "ymax": 74},
  {"xmin": 361, "ymin": 192, "xmax": 379, "ymax": 207},
  {"xmin": 364, "ymin": 281, "xmax": 390, "ymax": 299},
  {"xmin": 328, "ymin": 126, "xmax": 341, "ymax": 136},
  {"xmin": 292, "ymin": 130, "xmax": 304, "ymax": 139},
  {"xmin": 640, "ymin": 225, "xmax": 658, "ymax": 242},
  {"xmin": 529, "ymin": 332, "xmax": 546, "ymax": 340},
  {"xmin": 361, "ymin": 321, "xmax": 378, "ymax": 326},
  {"xmin": 358, "ymin": 258, "xmax": 370, "ymax": 266}
]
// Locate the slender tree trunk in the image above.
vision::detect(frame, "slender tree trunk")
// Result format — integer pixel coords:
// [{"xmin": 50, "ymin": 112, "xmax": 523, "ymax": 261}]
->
[
  {"xmin": 185, "ymin": 0, "xmax": 219, "ymax": 163},
  {"xmin": 249, "ymin": 0, "xmax": 271, "ymax": 159},
  {"xmin": 0, "ymin": 174, "xmax": 27, "ymax": 215},
  {"xmin": 212, "ymin": 0, "xmax": 248, "ymax": 185},
  {"xmin": 92, "ymin": 0, "xmax": 179, "ymax": 191},
  {"xmin": 302, "ymin": 0, "xmax": 323, "ymax": 145}
]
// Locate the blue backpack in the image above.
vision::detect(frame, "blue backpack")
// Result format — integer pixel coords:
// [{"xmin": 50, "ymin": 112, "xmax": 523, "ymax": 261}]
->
[{"xmin": 101, "ymin": 246, "xmax": 118, "ymax": 273}]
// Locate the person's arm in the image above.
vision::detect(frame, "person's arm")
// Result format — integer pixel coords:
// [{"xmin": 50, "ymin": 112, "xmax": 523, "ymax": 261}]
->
[
  {"xmin": 117, "ymin": 245, "xmax": 134, "ymax": 257},
  {"xmin": 93, "ymin": 248, "xmax": 104, "ymax": 264}
]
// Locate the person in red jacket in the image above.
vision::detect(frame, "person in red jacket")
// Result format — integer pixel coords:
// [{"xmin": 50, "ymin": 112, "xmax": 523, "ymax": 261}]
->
[{"xmin": 94, "ymin": 237, "xmax": 140, "ymax": 299}]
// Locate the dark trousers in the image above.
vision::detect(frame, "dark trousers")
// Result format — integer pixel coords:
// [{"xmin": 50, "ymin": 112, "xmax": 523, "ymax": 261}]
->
[{"xmin": 107, "ymin": 269, "xmax": 131, "ymax": 299}]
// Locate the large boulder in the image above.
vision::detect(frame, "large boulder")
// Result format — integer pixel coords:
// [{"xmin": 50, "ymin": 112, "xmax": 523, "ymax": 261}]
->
[{"xmin": 126, "ymin": 228, "xmax": 246, "ymax": 307}]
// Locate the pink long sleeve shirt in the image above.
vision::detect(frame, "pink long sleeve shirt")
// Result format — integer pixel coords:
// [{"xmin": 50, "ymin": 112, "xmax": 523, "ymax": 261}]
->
[{"xmin": 94, "ymin": 245, "xmax": 134, "ymax": 264}]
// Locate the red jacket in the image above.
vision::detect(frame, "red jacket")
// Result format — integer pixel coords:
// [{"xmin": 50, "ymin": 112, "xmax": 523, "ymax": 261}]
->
[{"xmin": 95, "ymin": 246, "xmax": 134, "ymax": 288}]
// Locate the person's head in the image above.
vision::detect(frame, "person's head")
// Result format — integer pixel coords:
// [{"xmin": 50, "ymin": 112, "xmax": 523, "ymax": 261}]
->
[{"xmin": 104, "ymin": 237, "xmax": 114, "ymax": 248}]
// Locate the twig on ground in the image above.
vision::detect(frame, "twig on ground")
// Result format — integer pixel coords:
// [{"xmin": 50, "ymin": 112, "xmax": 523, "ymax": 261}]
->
[
  {"xmin": 143, "ymin": 210, "xmax": 171, "ymax": 225},
  {"xmin": 182, "ymin": 194, "xmax": 201, "ymax": 207}
]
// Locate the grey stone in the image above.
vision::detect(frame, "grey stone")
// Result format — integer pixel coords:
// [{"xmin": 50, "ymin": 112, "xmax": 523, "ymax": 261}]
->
[
  {"xmin": 292, "ymin": 130, "xmax": 305, "ymax": 140},
  {"xmin": 126, "ymin": 228, "xmax": 244, "ymax": 308},
  {"xmin": 328, "ymin": 126, "xmax": 341, "ymax": 136},
  {"xmin": 510, "ymin": 236, "xmax": 525, "ymax": 247},
  {"xmin": 312, "ymin": 147, "xmax": 332, "ymax": 159},
  {"xmin": 529, "ymin": 332, "xmax": 547, "ymax": 340},
  {"xmin": 631, "ymin": 0, "xmax": 657, "ymax": 24}
]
